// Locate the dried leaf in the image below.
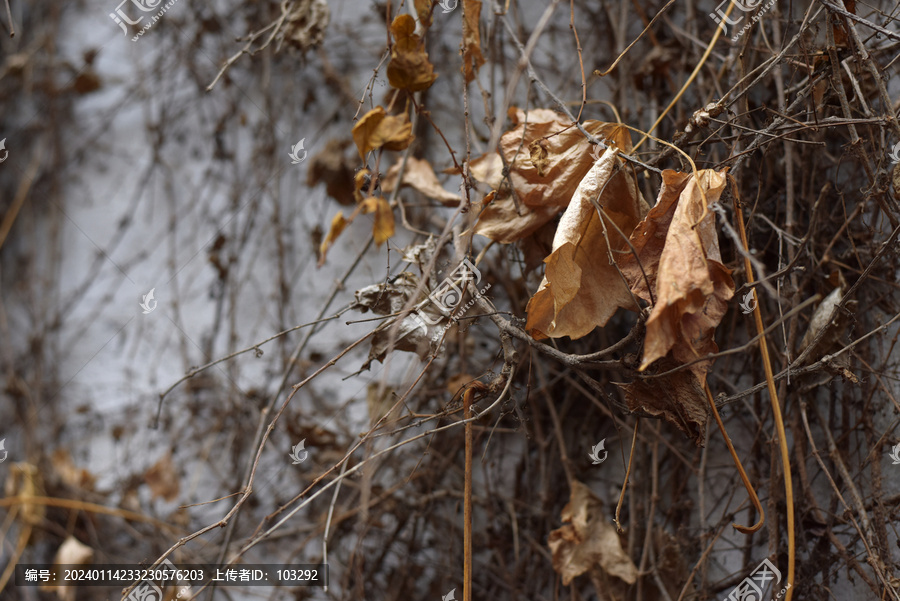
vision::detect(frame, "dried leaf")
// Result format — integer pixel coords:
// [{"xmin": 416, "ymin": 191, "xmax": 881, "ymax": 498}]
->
[
  {"xmin": 387, "ymin": 14, "xmax": 438, "ymax": 92},
  {"xmin": 5, "ymin": 463, "xmax": 45, "ymax": 525},
  {"xmin": 44, "ymin": 536, "xmax": 94, "ymax": 601},
  {"xmin": 360, "ymin": 197, "xmax": 395, "ymax": 245},
  {"xmin": 414, "ymin": 0, "xmax": 433, "ymax": 28},
  {"xmin": 381, "ymin": 157, "xmax": 460, "ymax": 206},
  {"xmin": 352, "ymin": 272, "xmax": 441, "ymax": 366},
  {"xmin": 548, "ymin": 480, "xmax": 638, "ymax": 587},
  {"xmin": 621, "ymin": 169, "xmax": 733, "ymax": 377},
  {"xmin": 306, "ymin": 138, "xmax": 355, "ymax": 206},
  {"xmin": 525, "ymin": 147, "xmax": 648, "ymax": 339},
  {"xmin": 617, "ymin": 364, "xmax": 708, "ymax": 445},
  {"xmin": 472, "ymin": 194, "xmax": 559, "ymax": 244},
  {"xmin": 278, "ymin": 0, "xmax": 330, "ymax": 52},
  {"xmin": 461, "ymin": 0, "xmax": 485, "ymax": 82},
  {"xmin": 352, "ymin": 106, "xmax": 414, "ymax": 161},
  {"xmin": 144, "ymin": 453, "xmax": 180, "ymax": 502},
  {"xmin": 51, "ymin": 449, "xmax": 96, "ymax": 491},
  {"xmin": 318, "ymin": 211, "xmax": 348, "ymax": 266},
  {"xmin": 478, "ymin": 108, "xmax": 632, "ymax": 209}
]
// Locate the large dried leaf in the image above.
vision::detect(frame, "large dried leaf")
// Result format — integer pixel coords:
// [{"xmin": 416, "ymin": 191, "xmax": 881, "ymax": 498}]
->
[
  {"xmin": 387, "ymin": 14, "xmax": 438, "ymax": 92},
  {"xmin": 352, "ymin": 106, "xmax": 414, "ymax": 161},
  {"xmin": 461, "ymin": 0, "xmax": 485, "ymax": 82},
  {"xmin": 548, "ymin": 480, "xmax": 638, "ymax": 588},
  {"xmin": 381, "ymin": 157, "xmax": 460, "ymax": 206},
  {"xmin": 469, "ymin": 108, "xmax": 632, "ymax": 210},
  {"xmin": 617, "ymin": 364, "xmax": 708, "ymax": 445},
  {"xmin": 525, "ymin": 147, "xmax": 648, "ymax": 339},
  {"xmin": 473, "ymin": 194, "xmax": 559, "ymax": 244},
  {"xmin": 621, "ymin": 169, "xmax": 733, "ymax": 377}
]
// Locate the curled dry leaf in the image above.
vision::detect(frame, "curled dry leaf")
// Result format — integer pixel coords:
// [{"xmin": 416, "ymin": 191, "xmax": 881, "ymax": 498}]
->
[
  {"xmin": 620, "ymin": 169, "xmax": 733, "ymax": 378},
  {"xmin": 381, "ymin": 156, "xmax": 460, "ymax": 206},
  {"xmin": 387, "ymin": 14, "xmax": 438, "ymax": 92},
  {"xmin": 318, "ymin": 211, "xmax": 348, "ymax": 267},
  {"xmin": 617, "ymin": 360, "xmax": 708, "ymax": 445},
  {"xmin": 548, "ymin": 480, "xmax": 638, "ymax": 590},
  {"xmin": 352, "ymin": 272, "xmax": 441, "ymax": 367},
  {"xmin": 414, "ymin": 0, "xmax": 433, "ymax": 29},
  {"xmin": 461, "ymin": 0, "xmax": 485, "ymax": 83},
  {"xmin": 45, "ymin": 536, "xmax": 94, "ymax": 601},
  {"xmin": 470, "ymin": 108, "xmax": 632, "ymax": 209},
  {"xmin": 306, "ymin": 138, "xmax": 356, "ymax": 206},
  {"xmin": 352, "ymin": 106, "xmax": 414, "ymax": 161},
  {"xmin": 360, "ymin": 196, "xmax": 395, "ymax": 245},
  {"xmin": 525, "ymin": 147, "xmax": 648, "ymax": 340},
  {"xmin": 277, "ymin": 0, "xmax": 330, "ymax": 52}
]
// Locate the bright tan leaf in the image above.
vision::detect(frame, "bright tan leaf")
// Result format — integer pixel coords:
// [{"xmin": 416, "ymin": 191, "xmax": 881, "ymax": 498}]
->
[
  {"xmin": 387, "ymin": 14, "xmax": 438, "ymax": 92},
  {"xmin": 361, "ymin": 197, "xmax": 395, "ymax": 245},
  {"xmin": 144, "ymin": 452, "xmax": 179, "ymax": 502},
  {"xmin": 461, "ymin": 0, "xmax": 485, "ymax": 83},
  {"xmin": 548, "ymin": 480, "xmax": 638, "ymax": 587},
  {"xmin": 381, "ymin": 157, "xmax": 460, "ymax": 206},
  {"xmin": 44, "ymin": 536, "xmax": 94, "ymax": 601},
  {"xmin": 525, "ymin": 147, "xmax": 648, "ymax": 340},
  {"xmin": 319, "ymin": 211, "xmax": 348, "ymax": 266},
  {"xmin": 352, "ymin": 106, "xmax": 414, "ymax": 161},
  {"xmin": 617, "ymin": 363, "xmax": 708, "ymax": 445},
  {"xmin": 620, "ymin": 169, "xmax": 733, "ymax": 378}
]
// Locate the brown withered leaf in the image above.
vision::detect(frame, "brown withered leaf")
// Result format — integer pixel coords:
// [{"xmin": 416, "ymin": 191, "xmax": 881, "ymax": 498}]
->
[
  {"xmin": 318, "ymin": 211, "xmax": 348, "ymax": 266},
  {"xmin": 387, "ymin": 14, "xmax": 438, "ymax": 92},
  {"xmin": 352, "ymin": 272, "xmax": 440, "ymax": 367},
  {"xmin": 352, "ymin": 106, "xmax": 414, "ymax": 161},
  {"xmin": 306, "ymin": 138, "xmax": 355, "ymax": 206},
  {"xmin": 617, "ymin": 363, "xmax": 708, "ymax": 445},
  {"xmin": 144, "ymin": 452, "xmax": 180, "ymax": 502},
  {"xmin": 525, "ymin": 147, "xmax": 648, "ymax": 340},
  {"xmin": 548, "ymin": 480, "xmax": 638, "ymax": 589},
  {"xmin": 360, "ymin": 197, "xmax": 395, "ymax": 245},
  {"xmin": 381, "ymin": 157, "xmax": 460, "ymax": 206},
  {"xmin": 461, "ymin": 0, "xmax": 485, "ymax": 83},
  {"xmin": 414, "ymin": 0, "xmax": 432, "ymax": 28},
  {"xmin": 468, "ymin": 108, "xmax": 632, "ymax": 209},
  {"xmin": 621, "ymin": 169, "xmax": 733, "ymax": 377},
  {"xmin": 473, "ymin": 194, "xmax": 559, "ymax": 244}
]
